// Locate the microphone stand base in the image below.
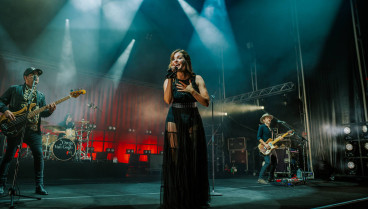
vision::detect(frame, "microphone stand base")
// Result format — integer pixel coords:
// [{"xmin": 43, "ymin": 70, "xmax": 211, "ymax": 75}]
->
[{"xmin": 210, "ymin": 191, "xmax": 222, "ymax": 196}]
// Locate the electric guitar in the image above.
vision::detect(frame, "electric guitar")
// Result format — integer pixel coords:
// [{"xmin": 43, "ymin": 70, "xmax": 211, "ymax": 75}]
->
[
  {"xmin": 0, "ymin": 89, "xmax": 86, "ymax": 137},
  {"xmin": 258, "ymin": 130, "xmax": 294, "ymax": 155}
]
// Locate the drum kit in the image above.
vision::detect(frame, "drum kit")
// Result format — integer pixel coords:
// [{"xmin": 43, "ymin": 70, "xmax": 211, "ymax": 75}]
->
[{"xmin": 41, "ymin": 120, "xmax": 94, "ymax": 161}]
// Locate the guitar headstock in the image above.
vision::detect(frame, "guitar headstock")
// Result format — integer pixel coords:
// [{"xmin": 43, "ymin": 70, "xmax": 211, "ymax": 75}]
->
[
  {"xmin": 70, "ymin": 89, "xmax": 86, "ymax": 98},
  {"xmin": 287, "ymin": 130, "xmax": 295, "ymax": 136}
]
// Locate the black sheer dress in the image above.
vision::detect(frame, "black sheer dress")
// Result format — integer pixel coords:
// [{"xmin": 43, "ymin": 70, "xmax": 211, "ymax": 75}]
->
[{"xmin": 161, "ymin": 75, "xmax": 210, "ymax": 209}]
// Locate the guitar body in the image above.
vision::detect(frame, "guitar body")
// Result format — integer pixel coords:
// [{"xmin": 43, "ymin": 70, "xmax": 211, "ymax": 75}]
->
[
  {"xmin": 258, "ymin": 138, "xmax": 276, "ymax": 155},
  {"xmin": 258, "ymin": 130, "xmax": 293, "ymax": 155},
  {"xmin": 0, "ymin": 103, "xmax": 37, "ymax": 137},
  {"xmin": 0, "ymin": 89, "xmax": 86, "ymax": 137}
]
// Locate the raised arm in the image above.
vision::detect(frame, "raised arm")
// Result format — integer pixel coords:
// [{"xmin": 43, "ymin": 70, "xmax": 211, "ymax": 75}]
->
[
  {"xmin": 192, "ymin": 75, "xmax": 210, "ymax": 107},
  {"xmin": 163, "ymin": 78, "xmax": 173, "ymax": 105}
]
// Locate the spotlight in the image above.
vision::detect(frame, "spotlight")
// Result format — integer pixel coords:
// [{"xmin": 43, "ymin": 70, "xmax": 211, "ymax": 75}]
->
[
  {"xmin": 343, "ymin": 127, "xmax": 351, "ymax": 135},
  {"xmin": 347, "ymin": 161, "xmax": 355, "ymax": 169},
  {"xmin": 106, "ymin": 148, "xmax": 111, "ymax": 152},
  {"xmin": 126, "ymin": 149, "xmax": 134, "ymax": 154},
  {"xmin": 143, "ymin": 150, "xmax": 151, "ymax": 154},
  {"xmin": 88, "ymin": 124, "xmax": 96, "ymax": 129},
  {"xmin": 345, "ymin": 143, "xmax": 353, "ymax": 151},
  {"xmin": 108, "ymin": 126, "xmax": 116, "ymax": 131},
  {"xmin": 110, "ymin": 148, "xmax": 115, "ymax": 153},
  {"xmin": 364, "ymin": 142, "xmax": 368, "ymax": 150},
  {"xmin": 363, "ymin": 125, "xmax": 368, "ymax": 133},
  {"xmin": 160, "ymin": 151, "xmax": 164, "ymax": 155}
]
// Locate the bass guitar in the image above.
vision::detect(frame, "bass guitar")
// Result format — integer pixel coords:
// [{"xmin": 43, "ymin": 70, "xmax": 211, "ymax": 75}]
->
[
  {"xmin": 0, "ymin": 89, "xmax": 86, "ymax": 137},
  {"xmin": 258, "ymin": 130, "xmax": 294, "ymax": 155}
]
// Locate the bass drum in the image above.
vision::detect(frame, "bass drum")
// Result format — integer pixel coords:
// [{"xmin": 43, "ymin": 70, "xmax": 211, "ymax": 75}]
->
[{"xmin": 51, "ymin": 138, "xmax": 76, "ymax": 161}]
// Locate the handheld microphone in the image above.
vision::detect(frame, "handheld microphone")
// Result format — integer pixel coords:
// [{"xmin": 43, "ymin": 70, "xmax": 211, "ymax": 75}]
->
[{"xmin": 166, "ymin": 67, "xmax": 177, "ymax": 78}]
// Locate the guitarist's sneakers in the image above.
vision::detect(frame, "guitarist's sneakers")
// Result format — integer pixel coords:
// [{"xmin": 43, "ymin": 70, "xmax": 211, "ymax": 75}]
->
[
  {"xmin": 257, "ymin": 179, "xmax": 269, "ymax": 184},
  {"xmin": 35, "ymin": 184, "xmax": 48, "ymax": 195}
]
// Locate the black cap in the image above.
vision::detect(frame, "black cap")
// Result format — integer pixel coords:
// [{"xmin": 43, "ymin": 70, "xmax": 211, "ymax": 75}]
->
[{"xmin": 23, "ymin": 67, "xmax": 43, "ymax": 77}]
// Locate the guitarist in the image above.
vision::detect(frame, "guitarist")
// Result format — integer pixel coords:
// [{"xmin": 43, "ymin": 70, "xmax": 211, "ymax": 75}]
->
[
  {"xmin": 0, "ymin": 67, "xmax": 56, "ymax": 195},
  {"xmin": 257, "ymin": 113, "xmax": 277, "ymax": 184}
]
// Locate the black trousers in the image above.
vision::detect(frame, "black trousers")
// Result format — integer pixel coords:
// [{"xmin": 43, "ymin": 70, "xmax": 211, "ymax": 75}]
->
[{"xmin": 0, "ymin": 129, "xmax": 44, "ymax": 185}]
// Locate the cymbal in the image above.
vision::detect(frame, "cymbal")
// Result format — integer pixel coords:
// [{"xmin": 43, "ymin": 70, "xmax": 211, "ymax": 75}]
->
[{"xmin": 42, "ymin": 125, "xmax": 63, "ymax": 131}]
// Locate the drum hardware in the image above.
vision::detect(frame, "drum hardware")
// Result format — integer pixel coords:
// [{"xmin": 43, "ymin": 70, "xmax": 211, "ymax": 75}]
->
[
  {"xmin": 73, "ymin": 120, "xmax": 93, "ymax": 161},
  {"xmin": 41, "ymin": 133, "xmax": 58, "ymax": 159}
]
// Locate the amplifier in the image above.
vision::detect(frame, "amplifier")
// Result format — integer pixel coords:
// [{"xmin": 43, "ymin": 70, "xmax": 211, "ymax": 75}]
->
[
  {"xmin": 230, "ymin": 149, "xmax": 248, "ymax": 165},
  {"xmin": 228, "ymin": 137, "xmax": 247, "ymax": 150},
  {"xmin": 275, "ymin": 148, "xmax": 291, "ymax": 173},
  {"xmin": 149, "ymin": 154, "xmax": 163, "ymax": 172}
]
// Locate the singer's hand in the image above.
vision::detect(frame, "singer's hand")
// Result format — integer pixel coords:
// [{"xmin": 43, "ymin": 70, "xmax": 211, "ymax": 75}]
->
[
  {"xmin": 47, "ymin": 103, "xmax": 56, "ymax": 113},
  {"xmin": 4, "ymin": 110, "xmax": 15, "ymax": 121},
  {"xmin": 165, "ymin": 69, "xmax": 177, "ymax": 79},
  {"xmin": 176, "ymin": 80, "xmax": 194, "ymax": 94}
]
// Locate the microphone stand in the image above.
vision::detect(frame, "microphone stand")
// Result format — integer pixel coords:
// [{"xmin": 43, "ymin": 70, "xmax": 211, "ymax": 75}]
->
[
  {"xmin": 210, "ymin": 96, "xmax": 222, "ymax": 196},
  {"xmin": 7, "ymin": 77, "xmax": 41, "ymax": 208}
]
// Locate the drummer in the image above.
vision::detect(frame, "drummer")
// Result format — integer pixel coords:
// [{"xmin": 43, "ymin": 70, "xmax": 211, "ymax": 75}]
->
[{"xmin": 55, "ymin": 113, "xmax": 75, "ymax": 138}]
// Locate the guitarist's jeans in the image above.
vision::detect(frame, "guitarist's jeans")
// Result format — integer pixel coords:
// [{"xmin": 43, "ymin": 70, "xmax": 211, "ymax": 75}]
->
[
  {"xmin": 259, "ymin": 152, "xmax": 277, "ymax": 180},
  {"xmin": 0, "ymin": 129, "xmax": 44, "ymax": 186}
]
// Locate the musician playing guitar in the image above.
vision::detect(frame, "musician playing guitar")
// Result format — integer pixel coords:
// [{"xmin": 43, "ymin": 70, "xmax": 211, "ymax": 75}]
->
[
  {"xmin": 0, "ymin": 67, "xmax": 56, "ymax": 195},
  {"xmin": 257, "ymin": 113, "xmax": 277, "ymax": 184}
]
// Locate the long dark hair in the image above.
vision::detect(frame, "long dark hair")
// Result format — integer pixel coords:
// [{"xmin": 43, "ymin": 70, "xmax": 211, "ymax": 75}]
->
[{"xmin": 168, "ymin": 49, "xmax": 195, "ymax": 77}]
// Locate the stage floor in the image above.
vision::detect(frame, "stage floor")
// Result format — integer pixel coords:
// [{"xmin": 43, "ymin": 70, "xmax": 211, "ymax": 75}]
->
[{"xmin": 0, "ymin": 175, "xmax": 367, "ymax": 209}]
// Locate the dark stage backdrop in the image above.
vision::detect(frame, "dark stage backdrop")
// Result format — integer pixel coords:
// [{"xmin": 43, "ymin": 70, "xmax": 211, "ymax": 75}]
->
[
  {"xmin": 300, "ymin": 0, "xmax": 368, "ymax": 177},
  {"xmin": 0, "ymin": 60, "xmax": 167, "ymax": 163}
]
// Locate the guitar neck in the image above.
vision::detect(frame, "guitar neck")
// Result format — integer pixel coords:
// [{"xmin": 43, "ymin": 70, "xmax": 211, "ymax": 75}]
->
[
  {"xmin": 27, "ymin": 95, "xmax": 72, "ymax": 119},
  {"xmin": 271, "ymin": 132, "xmax": 289, "ymax": 145}
]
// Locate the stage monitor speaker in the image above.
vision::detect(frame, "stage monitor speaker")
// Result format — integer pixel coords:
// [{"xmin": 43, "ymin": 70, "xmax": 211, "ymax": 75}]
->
[
  {"xmin": 228, "ymin": 137, "xmax": 247, "ymax": 150},
  {"xmin": 275, "ymin": 148, "xmax": 291, "ymax": 173},
  {"xmin": 96, "ymin": 152, "xmax": 108, "ymax": 161},
  {"xmin": 230, "ymin": 149, "xmax": 248, "ymax": 166},
  {"xmin": 149, "ymin": 154, "xmax": 163, "ymax": 172}
]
